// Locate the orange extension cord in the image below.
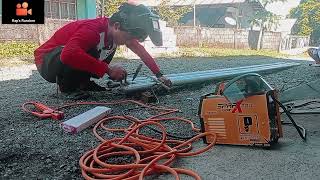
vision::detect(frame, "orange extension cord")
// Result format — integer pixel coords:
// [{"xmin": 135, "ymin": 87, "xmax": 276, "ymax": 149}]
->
[{"xmin": 58, "ymin": 100, "xmax": 217, "ymax": 180}]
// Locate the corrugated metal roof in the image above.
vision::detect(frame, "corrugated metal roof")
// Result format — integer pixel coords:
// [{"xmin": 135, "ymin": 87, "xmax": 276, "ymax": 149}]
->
[{"xmin": 139, "ymin": 0, "xmax": 247, "ymax": 6}]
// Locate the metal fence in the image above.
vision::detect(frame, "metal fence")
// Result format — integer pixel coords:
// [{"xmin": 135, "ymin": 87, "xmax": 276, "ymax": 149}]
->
[{"xmin": 279, "ymin": 35, "xmax": 310, "ymax": 51}]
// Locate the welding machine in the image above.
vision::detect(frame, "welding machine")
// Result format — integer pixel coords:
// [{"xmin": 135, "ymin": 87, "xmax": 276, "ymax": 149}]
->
[{"xmin": 199, "ymin": 73, "xmax": 283, "ymax": 147}]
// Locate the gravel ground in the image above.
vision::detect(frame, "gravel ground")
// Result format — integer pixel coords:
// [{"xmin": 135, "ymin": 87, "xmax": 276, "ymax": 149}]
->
[{"xmin": 1, "ymin": 56, "xmax": 320, "ymax": 179}]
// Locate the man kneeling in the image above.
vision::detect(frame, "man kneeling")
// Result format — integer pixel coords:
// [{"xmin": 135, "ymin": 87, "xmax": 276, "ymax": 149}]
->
[{"xmin": 34, "ymin": 2, "xmax": 172, "ymax": 98}]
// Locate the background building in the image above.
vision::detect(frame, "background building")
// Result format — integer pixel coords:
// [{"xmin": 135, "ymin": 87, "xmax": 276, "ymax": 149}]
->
[
  {"xmin": 0, "ymin": 0, "xmax": 97, "ymax": 43},
  {"xmin": 0, "ymin": 0, "xmax": 96, "ymax": 20},
  {"xmin": 140, "ymin": 0, "xmax": 264, "ymax": 29}
]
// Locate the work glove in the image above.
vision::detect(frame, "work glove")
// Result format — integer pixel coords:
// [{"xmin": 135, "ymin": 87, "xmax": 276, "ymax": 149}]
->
[{"xmin": 108, "ymin": 64, "xmax": 127, "ymax": 81}]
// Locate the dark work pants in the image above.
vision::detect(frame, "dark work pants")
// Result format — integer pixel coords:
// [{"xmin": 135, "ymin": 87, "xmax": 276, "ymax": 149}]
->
[{"xmin": 38, "ymin": 46, "xmax": 115, "ymax": 92}]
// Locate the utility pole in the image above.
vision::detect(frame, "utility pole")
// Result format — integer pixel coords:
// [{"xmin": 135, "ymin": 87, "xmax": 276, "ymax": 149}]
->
[
  {"xmin": 101, "ymin": 0, "xmax": 105, "ymax": 17},
  {"xmin": 193, "ymin": 2, "xmax": 196, "ymax": 27}
]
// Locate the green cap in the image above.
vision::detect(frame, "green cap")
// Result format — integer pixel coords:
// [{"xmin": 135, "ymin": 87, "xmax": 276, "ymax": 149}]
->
[{"xmin": 110, "ymin": 3, "xmax": 163, "ymax": 46}]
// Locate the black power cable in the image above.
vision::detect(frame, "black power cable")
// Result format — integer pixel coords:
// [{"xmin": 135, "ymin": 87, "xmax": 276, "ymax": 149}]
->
[
  {"xmin": 273, "ymin": 97, "xmax": 307, "ymax": 141},
  {"xmin": 284, "ymin": 100, "xmax": 320, "ymax": 115}
]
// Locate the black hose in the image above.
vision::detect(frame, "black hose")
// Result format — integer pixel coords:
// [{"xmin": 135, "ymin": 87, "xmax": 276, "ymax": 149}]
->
[
  {"xmin": 273, "ymin": 98, "xmax": 307, "ymax": 140},
  {"xmin": 284, "ymin": 100, "xmax": 320, "ymax": 114},
  {"xmin": 291, "ymin": 100, "xmax": 320, "ymax": 108},
  {"xmin": 286, "ymin": 111, "xmax": 320, "ymax": 115}
]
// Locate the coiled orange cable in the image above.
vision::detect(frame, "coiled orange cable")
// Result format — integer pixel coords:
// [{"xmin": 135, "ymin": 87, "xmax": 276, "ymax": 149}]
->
[{"xmin": 58, "ymin": 100, "xmax": 216, "ymax": 180}]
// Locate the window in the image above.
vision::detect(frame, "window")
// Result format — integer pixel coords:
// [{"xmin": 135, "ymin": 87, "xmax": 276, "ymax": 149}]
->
[
  {"xmin": 45, "ymin": 0, "xmax": 77, "ymax": 20},
  {"xmin": 69, "ymin": 3, "xmax": 76, "ymax": 19},
  {"xmin": 61, "ymin": 2, "xmax": 68, "ymax": 19}
]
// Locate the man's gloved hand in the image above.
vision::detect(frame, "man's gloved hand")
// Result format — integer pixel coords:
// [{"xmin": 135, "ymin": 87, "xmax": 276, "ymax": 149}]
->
[
  {"xmin": 157, "ymin": 76, "xmax": 172, "ymax": 87},
  {"xmin": 108, "ymin": 64, "xmax": 127, "ymax": 81}
]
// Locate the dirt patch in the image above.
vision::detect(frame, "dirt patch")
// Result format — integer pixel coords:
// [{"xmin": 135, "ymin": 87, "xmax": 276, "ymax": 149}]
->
[{"xmin": 0, "ymin": 57, "xmax": 33, "ymax": 67}]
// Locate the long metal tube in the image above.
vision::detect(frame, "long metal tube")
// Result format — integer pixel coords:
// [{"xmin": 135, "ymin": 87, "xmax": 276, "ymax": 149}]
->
[
  {"xmin": 131, "ymin": 62, "xmax": 298, "ymax": 83},
  {"xmin": 136, "ymin": 62, "xmax": 298, "ymax": 82},
  {"xmin": 120, "ymin": 62, "xmax": 300, "ymax": 94},
  {"xmin": 169, "ymin": 63, "xmax": 299, "ymax": 85}
]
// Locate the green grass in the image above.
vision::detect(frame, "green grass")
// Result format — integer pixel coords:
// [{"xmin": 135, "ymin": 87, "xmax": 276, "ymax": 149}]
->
[
  {"xmin": 0, "ymin": 41, "xmax": 38, "ymax": 58},
  {"xmin": 0, "ymin": 41, "xmax": 38, "ymax": 67},
  {"xmin": 0, "ymin": 42, "xmax": 298, "ymax": 67}
]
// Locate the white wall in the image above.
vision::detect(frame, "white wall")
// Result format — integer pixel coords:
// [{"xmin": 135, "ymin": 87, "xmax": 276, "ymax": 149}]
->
[{"xmin": 123, "ymin": 20, "xmax": 178, "ymax": 59}]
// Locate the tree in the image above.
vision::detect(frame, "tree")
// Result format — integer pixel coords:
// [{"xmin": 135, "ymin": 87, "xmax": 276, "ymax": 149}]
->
[
  {"xmin": 289, "ymin": 0, "xmax": 320, "ymax": 45},
  {"xmin": 249, "ymin": 0, "xmax": 286, "ymax": 50},
  {"xmin": 104, "ymin": 0, "xmax": 127, "ymax": 17},
  {"xmin": 154, "ymin": 0, "xmax": 192, "ymax": 26},
  {"xmin": 96, "ymin": 0, "xmax": 191, "ymax": 26},
  {"xmin": 96, "ymin": 0, "xmax": 127, "ymax": 17}
]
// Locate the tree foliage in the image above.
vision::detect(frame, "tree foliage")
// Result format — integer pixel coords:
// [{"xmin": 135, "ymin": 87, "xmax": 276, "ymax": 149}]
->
[
  {"xmin": 96, "ymin": 0, "xmax": 127, "ymax": 17},
  {"xmin": 153, "ymin": 0, "xmax": 192, "ymax": 26},
  {"xmin": 289, "ymin": 0, "xmax": 320, "ymax": 45},
  {"xmin": 96, "ymin": 0, "xmax": 191, "ymax": 26},
  {"xmin": 248, "ymin": 0, "xmax": 286, "ymax": 30},
  {"xmin": 249, "ymin": 10, "xmax": 281, "ymax": 31},
  {"xmin": 104, "ymin": 0, "xmax": 127, "ymax": 17},
  {"xmin": 248, "ymin": 0, "xmax": 286, "ymax": 50}
]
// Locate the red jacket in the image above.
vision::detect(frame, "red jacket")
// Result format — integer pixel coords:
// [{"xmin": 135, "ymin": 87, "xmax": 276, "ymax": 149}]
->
[{"xmin": 34, "ymin": 17, "xmax": 161, "ymax": 78}]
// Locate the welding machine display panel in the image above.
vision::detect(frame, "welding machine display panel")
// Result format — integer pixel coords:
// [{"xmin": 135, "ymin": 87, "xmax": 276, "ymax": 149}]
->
[{"xmin": 238, "ymin": 115, "xmax": 260, "ymax": 141}]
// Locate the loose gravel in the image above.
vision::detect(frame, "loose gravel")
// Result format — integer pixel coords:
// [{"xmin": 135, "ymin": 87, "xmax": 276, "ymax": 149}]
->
[{"xmin": 1, "ymin": 56, "xmax": 320, "ymax": 179}]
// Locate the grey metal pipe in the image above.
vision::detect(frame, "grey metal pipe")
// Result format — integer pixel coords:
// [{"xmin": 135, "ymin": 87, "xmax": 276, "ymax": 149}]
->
[
  {"xmin": 132, "ymin": 62, "xmax": 299, "ymax": 83},
  {"xmin": 120, "ymin": 62, "xmax": 300, "ymax": 94}
]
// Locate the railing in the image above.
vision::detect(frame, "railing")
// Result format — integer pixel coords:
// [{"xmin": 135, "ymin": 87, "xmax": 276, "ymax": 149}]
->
[{"xmin": 280, "ymin": 35, "xmax": 310, "ymax": 51}]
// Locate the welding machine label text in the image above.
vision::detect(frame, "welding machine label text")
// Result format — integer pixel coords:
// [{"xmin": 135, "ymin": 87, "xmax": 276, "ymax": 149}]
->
[{"xmin": 217, "ymin": 103, "xmax": 253, "ymax": 113}]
